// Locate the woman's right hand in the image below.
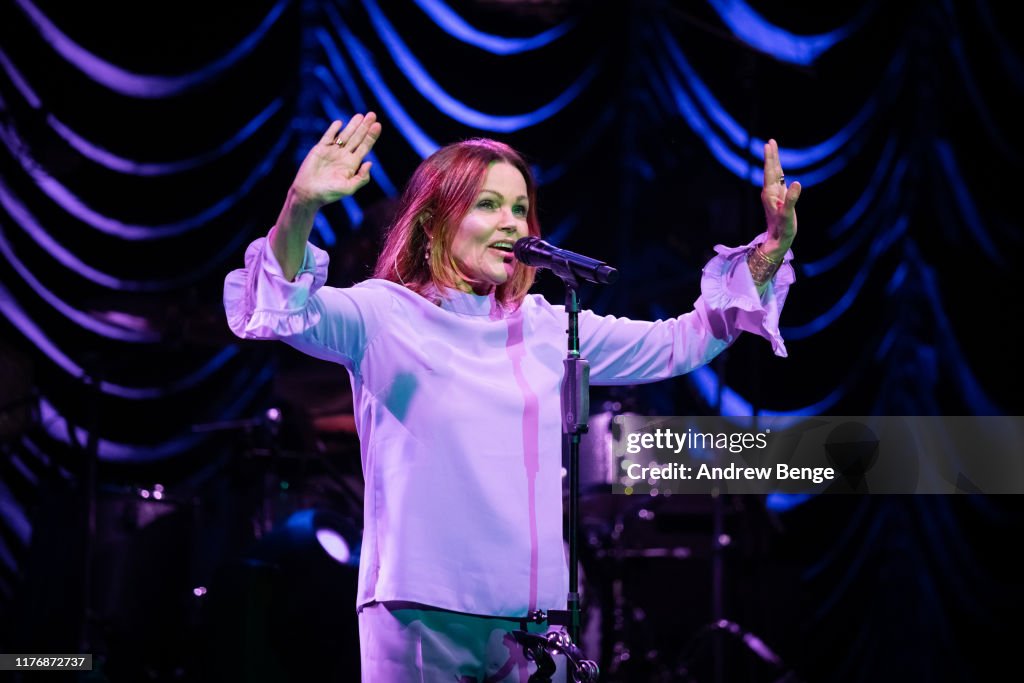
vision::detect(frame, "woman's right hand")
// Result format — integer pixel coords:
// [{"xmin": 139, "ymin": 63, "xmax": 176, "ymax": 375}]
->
[
  {"xmin": 290, "ymin": 112, "xmax": 383, "ymax": 208},
  {"xmin": 270, "ymin": 113, "xmax": 382, "ymax": 280}
]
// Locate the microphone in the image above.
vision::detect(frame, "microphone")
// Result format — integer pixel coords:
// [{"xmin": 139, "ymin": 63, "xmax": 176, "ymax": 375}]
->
[{"xmin": 513, "ymin": 237, "xmax": 619, "ymax": 285}]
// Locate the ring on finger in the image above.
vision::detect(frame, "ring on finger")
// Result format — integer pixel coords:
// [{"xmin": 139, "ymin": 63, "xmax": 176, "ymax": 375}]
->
[{"xmin": 335, "ymin": 138, "xmax": 347, "ymax": 148}]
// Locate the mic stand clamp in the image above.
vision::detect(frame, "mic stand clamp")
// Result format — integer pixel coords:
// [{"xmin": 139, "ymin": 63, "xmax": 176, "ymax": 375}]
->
[{"xmin": 511, "ymin": 630, "xmax": 600, "ymax": 683}]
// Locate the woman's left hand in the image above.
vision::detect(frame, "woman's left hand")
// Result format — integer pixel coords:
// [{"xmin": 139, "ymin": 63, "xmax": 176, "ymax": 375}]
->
[{"xmin": 760, "ymin": 139, "xmax": 801, "ymax": 261}]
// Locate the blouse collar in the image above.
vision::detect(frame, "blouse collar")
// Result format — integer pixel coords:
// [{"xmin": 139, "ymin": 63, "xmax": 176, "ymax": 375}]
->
[{"xmin": 436, "ymin": 286, "xmax": 506, "ymax": 319}]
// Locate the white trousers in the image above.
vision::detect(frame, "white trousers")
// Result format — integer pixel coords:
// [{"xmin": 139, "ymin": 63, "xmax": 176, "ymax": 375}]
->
[{"xmin": 358, "ymin": 602, "xmax": 567, "ymax": 682}]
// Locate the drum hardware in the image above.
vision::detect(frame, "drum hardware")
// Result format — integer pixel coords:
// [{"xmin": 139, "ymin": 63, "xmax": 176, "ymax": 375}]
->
[
  {"xmin": 594, "ymin": 546, "xmax": 692, "ymax": 559},
  {"xmin": 571, "ymin": 400, "xmax": 670, "ymax": 677},
  {"xmin": 577, "ymin": 487, "xmax": 756, "ymax": 680},
  {"xmin": 190, "ymin": 406, "xmax": 284, "ymax": 434},
  {"xmin": 588, "ymin": 504, "xmax": 673, "ymax": 680},
  {"xmin": 569, "ymin": 405, "xmax": 642, "ymax": 497},
  {"xmin": 675, "ymin": 619, "xmax": 802, "ymax": 683},
  {"xmin": 192, "ymin": 400, "xmax": 363, "ymax": 555},
  {"xmin": 84, "ymin": 481, "xmax": 200, "ymax": 680},
  {"xmin": 192, "ymin": 407, "xmax": 285, "ymax": 539},
  {"xmin": 193, "ymin": 406, "xmax": 326, "ymax": 539}
]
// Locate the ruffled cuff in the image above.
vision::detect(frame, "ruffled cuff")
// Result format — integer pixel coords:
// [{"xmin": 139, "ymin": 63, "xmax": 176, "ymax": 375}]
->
[
  {"xmin": 700, "ymin": 236, "xmax": 795, "ymax": 357},
  {"xmin": 223, "ymin": 235, "xmax": 330, "ymax": 339}
]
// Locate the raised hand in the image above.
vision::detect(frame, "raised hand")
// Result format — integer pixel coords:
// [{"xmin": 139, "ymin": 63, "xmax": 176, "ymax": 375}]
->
[
  {"xmin": 291, "ymin": 112, "xmax": 383, "ymax": 208},
  {"xmin": 269, "ymin": 113, "xmax": 382, "ymax": 280},
  {"xmin": 760, "ymin": 139, "xmax": 800, "ymax": 260}
]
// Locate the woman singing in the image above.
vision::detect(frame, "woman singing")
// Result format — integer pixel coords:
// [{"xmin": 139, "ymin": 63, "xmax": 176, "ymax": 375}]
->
[{"xmin": 224, "ymin": 111, "xmax": 800, "ymax": 682}]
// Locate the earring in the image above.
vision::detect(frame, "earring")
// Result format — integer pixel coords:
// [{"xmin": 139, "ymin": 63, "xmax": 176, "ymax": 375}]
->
[{"xmin": 425, "ymin": 238, "xmax": 432, "ymax": 262}]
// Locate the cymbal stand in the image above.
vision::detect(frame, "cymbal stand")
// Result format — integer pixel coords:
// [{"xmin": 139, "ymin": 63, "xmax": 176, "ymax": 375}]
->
[
  {"xmin": 191, "ymin": 407, "xmax": 284, "ymax": 539},
  {"xmin": 599, "ymin": 500, "xmax": 666, "ymax": 680},
  {"xmin": 78, "ymin": 368, "xmax": 100, "ymax": 657}
]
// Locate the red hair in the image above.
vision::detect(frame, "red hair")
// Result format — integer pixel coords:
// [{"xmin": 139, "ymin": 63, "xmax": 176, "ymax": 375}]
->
[{"xmin": 373, "ymin": 139, "xmax": 540, "ymax": 308}]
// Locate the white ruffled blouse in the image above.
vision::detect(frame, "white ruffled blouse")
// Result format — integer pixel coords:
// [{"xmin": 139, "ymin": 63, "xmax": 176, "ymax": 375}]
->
[{"xmin": 223, "ymin": 234, "xmax": 793, "ymax": 617}]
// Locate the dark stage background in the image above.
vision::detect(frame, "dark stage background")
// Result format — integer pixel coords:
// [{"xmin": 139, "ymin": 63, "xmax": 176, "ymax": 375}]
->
[{"xmin": 1, "ymin": 1, "xmax": 1021, "ymax": 681}]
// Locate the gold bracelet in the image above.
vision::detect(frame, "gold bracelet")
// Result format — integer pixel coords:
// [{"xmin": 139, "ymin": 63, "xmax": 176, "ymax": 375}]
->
[{"xmin": 747, "ymin": 245, "xmax": 781, "ymax": 286}]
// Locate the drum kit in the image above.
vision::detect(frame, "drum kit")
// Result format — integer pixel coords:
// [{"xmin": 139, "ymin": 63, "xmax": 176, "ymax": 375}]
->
[
  {"xmin": 568, "ymin": 401, "xmax": 778, "ymax": 683},
  {"xmin": 40, "ymin": 291, "xmax": 785, "ymax": 680},
  {"xmin": 181, "ymin": 383, "xmax": 780, "ymax": 681},
  {"xmin": 44, "ymin": 327, "xmax": 782, "ymax": 682},
  {"xmin": 172, "ymin": 355, "xmax": 366, "ymax": 680},
  {"xmin": 16, "ymin": 346, "xmax": 369, "ymax": 681},
  {"xmin": 181, "ymin": 376, "xmax": 775, "ymax": 681}
]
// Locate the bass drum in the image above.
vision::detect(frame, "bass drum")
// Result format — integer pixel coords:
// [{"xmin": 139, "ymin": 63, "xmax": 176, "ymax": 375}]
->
[{"xmin": 564, "ymin": 407, "xmax": 636, "ymax": 670}]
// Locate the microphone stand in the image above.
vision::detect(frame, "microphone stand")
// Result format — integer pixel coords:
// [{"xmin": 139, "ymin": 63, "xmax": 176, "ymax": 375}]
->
[
  {"xmin": 514, "ymin": 260, "xmax": 600, "ymax": 682},
  {"xmin": 563, "ymin": 278, "xmax": 586, "ymax": 648}
]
